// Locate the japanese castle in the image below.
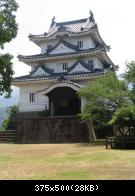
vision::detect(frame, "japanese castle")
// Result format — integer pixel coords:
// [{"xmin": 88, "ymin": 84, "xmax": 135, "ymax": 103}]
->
[{"xmin": 13, "ymin": 11, "xmax": 114, "ymax": 116}]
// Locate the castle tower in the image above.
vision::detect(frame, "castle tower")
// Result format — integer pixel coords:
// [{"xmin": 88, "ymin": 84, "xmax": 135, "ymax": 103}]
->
[{"xmin": 13, "ymin": 11, "xmax": 114, "ymax": 116}]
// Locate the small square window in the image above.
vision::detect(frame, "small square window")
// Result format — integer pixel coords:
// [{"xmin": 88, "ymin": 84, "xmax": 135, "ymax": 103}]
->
[{"xmin": 47, "ymin": 45, "xmax": 52, "ymax": 50}]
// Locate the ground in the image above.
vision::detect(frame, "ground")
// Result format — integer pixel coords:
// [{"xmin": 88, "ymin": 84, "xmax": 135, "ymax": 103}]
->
[{"xmin": 0, "ymin": 143, "xmax": 135, "ymax": 180}]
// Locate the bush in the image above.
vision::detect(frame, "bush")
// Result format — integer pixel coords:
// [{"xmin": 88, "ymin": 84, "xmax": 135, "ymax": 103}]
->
[
  {"xmin": 7, "ymin": 105, "xmax": 19, "ymax": 116},
  {"xmin": 2, "ymin": 118, "xmax": 10, "ymax": 130}
]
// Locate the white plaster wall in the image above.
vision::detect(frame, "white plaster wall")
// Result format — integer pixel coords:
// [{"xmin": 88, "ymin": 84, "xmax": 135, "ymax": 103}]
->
[
  {"xmin": 30, "ymin": 57, "xmax": 103, "ymax": 75},
  {"xmin": 83, "ymin": 57, "xmax": 103, "ymax": 70},
  {"xmin": 45, "ymin": 59, "xmax": 76, "ymax": 73},
  {"xmin": 64, "ymin": 35, "xmax": 96, "ymax": 49},
  {"xmin": 19, "ymin": 83, "xmax": 49, "ymax": 112},
  {"xmin": 49, "ymin": 43, "xmax": 75, "ymax": 55},
  {"xmin": 31, "ymin": 67, "xmax": 49, "ymax": 77},
  {"xmin": 75, "ymin": 80, "xmax": 88, "ymax": 85},
  {"xmin": 40, "ymin": 40, "xmax": 57, "ymax": 54},
  {"xmin": 69, "ymin": 63, "xmax": 90, "ymax": 73},
  {"xmin": 40, "ymin": 35, "xmax": 96, "ymax": 54},
  {"xmin": 94, "ymin": 58, "xmax": 104, "ymax": 69}
]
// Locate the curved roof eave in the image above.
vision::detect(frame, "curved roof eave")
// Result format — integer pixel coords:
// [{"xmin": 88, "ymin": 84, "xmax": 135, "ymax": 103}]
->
[
  {"xmin": 28, "ymin": 25, "xmax": 98, "ymax": 44},
  {"xmin": 36, "ymin": 80, "xmax": 84, "ymax": 95},
  {"xmin": 18, "ymin": 46, "xmax": 103, "ymax": 65}
]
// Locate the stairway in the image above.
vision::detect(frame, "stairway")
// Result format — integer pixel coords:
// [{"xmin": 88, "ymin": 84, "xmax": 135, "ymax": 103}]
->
[{"xmin": 0, "ymin": 130, "xmax": 16, "ymax": 143}]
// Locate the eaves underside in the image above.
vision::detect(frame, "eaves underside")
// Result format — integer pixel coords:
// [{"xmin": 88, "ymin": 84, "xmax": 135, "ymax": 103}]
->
[
  {"xmin": 13, "ymin": 71, "xmax": 108, "ymax": 84},
  {"xmin": 18, "ymin": 47, "xmax": 104, "ymax": 63}
]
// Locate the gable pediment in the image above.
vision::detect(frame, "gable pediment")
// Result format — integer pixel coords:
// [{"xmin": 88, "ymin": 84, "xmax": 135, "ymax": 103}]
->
[
  {"xmin": 67, "ymin": 61, "xmax": 91, "ymax": 74},
  {"xmin": 31, "ymin": 67, "xmax": 49, "ymax": 77},
  {"xmin": 49, "ymin": 42, "xmax": 76, "ymax": 55}
]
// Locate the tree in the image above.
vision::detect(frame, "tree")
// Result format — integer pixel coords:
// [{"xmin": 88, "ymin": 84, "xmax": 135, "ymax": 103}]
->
[
  {"xmin": 2, "ymin": 118, "xmax": 10, "ymax": 130},
  {"xmin": 0, "ymin": 0, "xmax": 18, "ymax": 97},
  {"xmin": 79, "ymin": 71, "xmax": 129, "ymax": 140},
  {"xmin": 1, "ymin": 104, "xmax": 19, "ymax": 131},
  {"xmin": 123, "ymin": 61, "xmax": 135, "ymax": 84},
  {"xmin": 6, "ymin": 104, "xmax": 19, "ymax": 115},
  {"xmin": 109, "ymin": 105, "xmax": 135, "ymax": 136},
  {"xmin": 123, "ymin": 61, "xmax": 135, "ymax": 103}
]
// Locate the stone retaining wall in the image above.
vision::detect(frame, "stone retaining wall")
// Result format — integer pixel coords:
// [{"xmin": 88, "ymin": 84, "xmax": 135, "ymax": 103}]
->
[{"xmin": 13, "ymin": 115, "xmax": 89, "ymax": 143}]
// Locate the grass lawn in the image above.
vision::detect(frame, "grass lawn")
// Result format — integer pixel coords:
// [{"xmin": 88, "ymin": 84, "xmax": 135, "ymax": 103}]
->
[{"xmin": 0, "ymin": 143, "xmax": 135, "ymax": 179}]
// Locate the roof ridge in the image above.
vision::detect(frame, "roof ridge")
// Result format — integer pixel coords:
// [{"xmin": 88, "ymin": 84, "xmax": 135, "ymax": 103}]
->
[
  {"xmin": 67, "ymin": 60, "xmax": 92, "ymax": 73},
  {"xmin": 13, "ymin": 71, "xmax": 108, "ymax": 82},
  {"xmin": 30, "ymin": 64, "xmax": 53, "ymax": 76},
  {"xmin": 18, "ymin": 46, "xmax": 103, "ymax": 60},
  {"xmin": 46, "ymin": 38, "xmax": 78, "ymax": 54},
  {"xmin": 56, "ymin": 18, "xmax": 87, "ymax": 26}
]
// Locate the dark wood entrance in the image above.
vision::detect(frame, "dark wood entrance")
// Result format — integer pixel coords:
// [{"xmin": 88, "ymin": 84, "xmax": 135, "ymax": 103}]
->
[{"xmin": 47, "ymin": 87, "xmax": 81, "ymax": 116}]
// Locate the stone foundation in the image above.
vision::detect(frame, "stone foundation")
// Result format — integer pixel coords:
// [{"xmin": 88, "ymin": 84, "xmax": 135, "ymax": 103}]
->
[{"xmin": 13, "ymin": 114, "xmax": 89, "ymax": 143}]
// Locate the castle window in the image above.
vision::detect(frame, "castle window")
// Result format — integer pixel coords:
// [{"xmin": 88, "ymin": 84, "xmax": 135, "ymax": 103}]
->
[
  {"xmin": 78, "ymin": 41, "xmax": 83, "ymax": 49},
  {"xmin": 88, "ymin": 60, "xmax": 94, "ymax": 66},
  {"xmin": 63, "ymin": 63, "xmax": 68, "ymax": 70},
  {"xmin": 34, "ymin": 65, "xmax": 38, "ymax": 69},
  {"xmin": 30, "ymin": 93, "xmax": 35, "ymax": 102},
  {"xmin": 47, "ymin": 44, "xmax": 52, "ymax": 50}
]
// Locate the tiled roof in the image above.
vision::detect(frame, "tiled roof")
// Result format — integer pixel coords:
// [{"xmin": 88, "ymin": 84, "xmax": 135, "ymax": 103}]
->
[
  {"xmin": 47, "ymin": 39, "xmax": 79, "ymax": 54},
  {"xmin": 67, "ymin": 60, "xmax": 93, "ymax": 73},
  {"xmin": 18, "ymin": 46, "xmax": 103, "ymax": 61},
  {"xmin": 29, "ymin": 17, "xmax": 97, "ymax": 40},
  {"xmin": 36, "ymin": 80, "xmax": 83, "ymax": 94},
  {"xmin": 13, "ymin": 70, "xmax": 108, "ymax": 83},
  {"xmin": 30, "ymin": 64, "xmax": 53, "ymax": 75}
]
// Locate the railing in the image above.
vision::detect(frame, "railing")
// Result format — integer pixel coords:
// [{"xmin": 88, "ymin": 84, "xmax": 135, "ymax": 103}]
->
[
  {"xmin": 106, "ymin": 136, "xmax": 116, "ymax": 149},
  {"xmin": 0, "ymin": 130, "xmax": 16, "ymax": 143},
  {"xmin": 106, "ymin": 136, "xmax": 135, "ymax": 149}
]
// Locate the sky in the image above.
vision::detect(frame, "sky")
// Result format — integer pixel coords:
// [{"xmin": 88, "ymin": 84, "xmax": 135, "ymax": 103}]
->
[{"xmin": 3, "ymin": 0, "xmax": 135, "ymax": 77}]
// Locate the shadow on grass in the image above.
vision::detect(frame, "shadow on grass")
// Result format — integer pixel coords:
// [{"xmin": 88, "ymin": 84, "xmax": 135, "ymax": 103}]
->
[{"xmin": 75, "ymin": 140, "xmax": 106, "ymax": 147}]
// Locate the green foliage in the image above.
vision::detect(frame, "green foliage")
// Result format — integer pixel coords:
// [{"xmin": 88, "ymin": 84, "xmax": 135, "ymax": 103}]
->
[
  {"xmin": 6, "ymin": 104, "xmax": 19, "ymax": 115},
  {"xmin": 0, "ymin": 0, "xmax": 18, "ymax": 48},
  {"xmin": 0, "ymin": 0, "xmax": 18, "ymax": 97},
  {"xmin": 1, "ymin": 105, "xmax": 19, "ymax": 130},
  {"xmin": 123, "ymin": 61, "xmax": 135, "ymax": 84},
  {"xmin": 2, "ymin": 118, "xmax": 9, "ymax": 130},
  {"xmin": 123, "ymin": 61, "xmax": 135, "ymax": 103},
  {"xmin": 79, "ymin": 71, "xmax": 129, "ymax": 128},
  {"xmin": 0, "ymin": 53, "xmax": 14, "ymax": 97},
  {"xmin": 109, "ymin": 105, "xmax": 135, "ymax": 135}
]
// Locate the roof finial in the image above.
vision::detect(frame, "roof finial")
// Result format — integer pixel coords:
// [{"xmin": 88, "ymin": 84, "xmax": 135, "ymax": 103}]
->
[
  {"xmin": 89, "ymin": 10, "xmax": 95, "ymax": 22},
  {"xmin": 50, "ymin": 16, "xmax": 56, "ymax": 28}
]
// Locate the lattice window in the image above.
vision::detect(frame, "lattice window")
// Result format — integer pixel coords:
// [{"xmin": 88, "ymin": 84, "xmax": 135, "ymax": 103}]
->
[
  {"xmin": 47, "ymin": 45, "xmax": 52, "ymax": 50},
  {"xmin": 78, "ymin": 41, "xmax": 83, "ymax": 49},
  {"xmin": 63, "ymin": 63, "xmax": 68, "ymax": 70},
  {"xmin": 30, "ymin": 93, "xmax": 35, "ymax": 102}
]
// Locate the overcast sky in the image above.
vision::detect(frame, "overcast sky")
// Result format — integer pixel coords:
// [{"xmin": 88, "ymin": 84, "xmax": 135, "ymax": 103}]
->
[{"xmin": 4, "ymin": 0, "xmax": 135, "ymax": 77}]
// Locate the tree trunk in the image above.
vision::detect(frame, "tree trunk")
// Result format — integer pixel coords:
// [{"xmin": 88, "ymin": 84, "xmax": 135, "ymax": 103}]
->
[
  {"xmin": 87, "ymin": 120, "xmax": 96, "ymax": 142},
  {"xmin": 113, "ymin": 125, "xmax": 117, "ymax": 136}
]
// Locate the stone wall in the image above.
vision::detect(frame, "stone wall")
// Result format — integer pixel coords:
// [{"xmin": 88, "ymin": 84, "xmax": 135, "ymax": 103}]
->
[{"xmin": 14, "ymin": 115, "xmax": 89, "ymax": 143}]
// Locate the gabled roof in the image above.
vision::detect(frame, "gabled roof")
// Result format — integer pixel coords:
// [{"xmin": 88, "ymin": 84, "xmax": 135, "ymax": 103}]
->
[
  {"xmin": 29, "ymin": 11, "xmax": 98, "ymax": 43},
  {"xmin": 13, "ymin": 70, "xmax": 108, "ymax": 84},
  {"xmin": 47, "ymin": 39, "xmax": 78, "ymax": 54},
  {"xmin": 29, "ymin": 18, "xmax": 96, "ymax": 40},
  {"xmin": 36, "ymin": 80, "xmax": 84, "ymax": 94},
  {"xmin": 30, "ymin": 65, "xmax": 53, "ymax": 76},
  {"xmin": 18, "ymin": 46, "xmax": 104, "ymax": 65},
  {"xmin": 67, "ymin": 60, "xmax": 93, "ymax": 73}
]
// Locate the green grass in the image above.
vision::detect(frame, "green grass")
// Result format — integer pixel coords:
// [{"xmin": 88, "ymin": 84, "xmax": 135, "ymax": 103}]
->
[{"xmin": 0, "ymin": 143, "xmax": 135, "ymax": 179}]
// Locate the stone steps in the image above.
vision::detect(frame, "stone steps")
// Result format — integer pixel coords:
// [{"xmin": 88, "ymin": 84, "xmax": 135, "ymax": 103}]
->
[{"xmin": 0, "ymin": 130, "xmax": 16, "ymax": 143}]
